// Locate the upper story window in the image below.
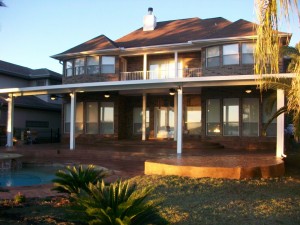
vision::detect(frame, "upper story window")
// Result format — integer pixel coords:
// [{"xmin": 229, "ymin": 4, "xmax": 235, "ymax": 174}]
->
[
  {"xmin": 87, "ymin": 56, "xmax": 100, "ymax": 75},
  {"xmin": 101, "ymin": 56, "xmax": 115, "ymax": 74},
  {"xmin": 35, "ymin": 79, "xmax": 47, "ymax": 86},
  {"xmin": 66, "ymin": 60, "xmax": 73, "ymax": 77},
  {"xmin": 223, "ymin": 44, "xmax": 239, "ymax": 65},
  {"xmin": 242, "ymin": 43, "xmax": 254, "ymax": 64},
  {"xmin": 74, "ymin": 58, "xmax": 85, "ymax": 75},
  {"xmin": 206, "ymin": 46, "xmax": 220, "ymax": 67}
]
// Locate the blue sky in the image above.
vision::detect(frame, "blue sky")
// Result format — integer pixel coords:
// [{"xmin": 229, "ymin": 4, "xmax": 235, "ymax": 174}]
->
[{"xmin": 0, "ymin": 0, "xmax": 299, "ymax": 74}]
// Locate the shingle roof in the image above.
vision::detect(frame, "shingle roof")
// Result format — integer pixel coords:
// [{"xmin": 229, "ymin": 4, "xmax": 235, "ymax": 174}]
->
[
  {"xmin": 0, "ymin": 60, "xmax": 62, "ymax": 80},
  {"xmin": 58, "ymin": 35, "xmax": 119, "ymax": 55},
  {"xmin": 0, "ymin": 95, "xmax": 61, "ymax": 111},
  {"xmin": 115, "ymin": 17, "xmax": 231, "ymax": 48},
  {"xmin": 52, "ymin": 16, "xmax": 290, "ymax": 58}
]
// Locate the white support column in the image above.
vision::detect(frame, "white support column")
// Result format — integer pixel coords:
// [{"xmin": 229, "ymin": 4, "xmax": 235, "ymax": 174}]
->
[
  {"xmin": 6, "ymin": 95, "xmax": 14, "ymax": 147},
  {"xmin": 276, "ymin": 89, "xmax": 285, "ymax": 158},
  {"xmin": 177, "ymin": 87, "xmax": 183, "ymax": 154},
  {"xmin": 143, "ymin": 54, "xmax": 147, "ymax": 80},
  {"xmin": 142, "ymin": 93, "xmax": 147, "ymax": 141},
  {"xmin": 70, "ymin": 91, "xmax": 76, "ymax": 150},
  {"xmin": 174, "ymin": 51, "xmax": 179, "ymax": 78},
  {"xmin": 174, "ymin": 93, "xmax": 178, "ymax": 141}
]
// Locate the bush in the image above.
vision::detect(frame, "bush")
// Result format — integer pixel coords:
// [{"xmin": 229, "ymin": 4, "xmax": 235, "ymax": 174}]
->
[
  {"xmin": 14, "ymin": 192, "xmax": 26, "ymax": 204},
  {"xmin": 52, "ymin": 165, "xmax": 108, "ymax": 197},
  {"xmin": 78, "ymin": 180, "xmax": 167, "ymax": 225}
]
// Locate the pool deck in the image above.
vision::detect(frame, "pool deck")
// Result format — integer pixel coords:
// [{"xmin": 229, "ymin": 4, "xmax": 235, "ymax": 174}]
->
[{"xmin": 0, "ymin": 141, "xmax": 284, "ymax": 199}]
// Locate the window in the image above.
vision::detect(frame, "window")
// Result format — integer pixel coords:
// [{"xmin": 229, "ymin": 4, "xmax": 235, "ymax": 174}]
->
[
  {"xmin": 206, "ymin": 99, "xmax": 221, "ymax": 135},
  {"xmin": 223, "ymin": 44, "xmax": 239, "ymax": 65},
  {"xmin": 101, "ymin": 56, "xmax": 115, "ymax": 74},
  {"xmin": 186, "ymin": 106, "xmax": 201, "ymax": 135},
  {"xmin": 65, "ymin": 60, "xmax": 73, "ymax": 77},
  {"xmin": 100, "ymin": 102, "xmax": 114, "ymax": 134},
  {"xmin": 149, "ymin": 60, "xmax": 182, "ymax": 79},
  {"xmin": 206, "ymin": 46, "xmax": 220, "ymax": 67},
  {"xmin": 74, "ymin": 58, "xmax": 85, "ymax": 75},
  {"xmin": 242, "ymin": 98, "xmax": 259, "ymax": 136},
  {"xmin": 223, "ymin": 98, "xmax": 239, "ymax": 136},
  {"xmin": 64, "ymin": 103, "xmax": 71, "ymax": 133},
  {"xmin": 242, "ymin": 43, "xmax": 254, "ymax": 64},
  {"xmin": 133, "ymin": 108, "xmax": 150, "ymax": 134},
  {"xmin": 63, "ymin": 102, "xmax": 83, "ymax": 133},
  {"xmin": 263, "ymin": 97, "xmax": 277, "ymax": 137},
  {"xmin": 35, "ymin": 80, "xmax": 47, "ymax": 86},
  {"xmin": 86, "ymin": 102, "xmax": 98, "ymax": 134},
  {"xmin": 87, "ymin": 56, "xmax": 100, "ymax": 75}
]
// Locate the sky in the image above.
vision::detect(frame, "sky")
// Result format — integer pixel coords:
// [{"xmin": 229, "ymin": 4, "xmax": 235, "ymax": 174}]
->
[{"xmin": 0, "ymin": 0, "xmax": 299, "ymax": 74}]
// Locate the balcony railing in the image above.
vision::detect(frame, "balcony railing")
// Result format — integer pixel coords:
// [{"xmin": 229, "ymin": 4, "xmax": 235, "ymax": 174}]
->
[{"xmin": 120, "ymin": 68, "xmax": 202, "ymax": 81}]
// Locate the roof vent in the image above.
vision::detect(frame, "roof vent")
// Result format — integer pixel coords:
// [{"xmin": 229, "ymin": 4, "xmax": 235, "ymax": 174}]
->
[{"xmin": 143, "ymin": 7, "xmax": 157, "ymax": 31}]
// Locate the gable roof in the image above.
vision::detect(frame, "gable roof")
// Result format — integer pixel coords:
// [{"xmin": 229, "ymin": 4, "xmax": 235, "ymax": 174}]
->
[
  {"xmin": 115, "ymin": 17, "xmax": 231, "ymax": 48},
  {"xmin": 58, "ymin": 35, "xmax": 119, "ymax": 55},
  {"xmin": 52, "ymin": 16, "xmax": 291, "ymax": 59},
  {"xmin": 0, "ymin": 60, "xmax": 62, "ymax": 81}
]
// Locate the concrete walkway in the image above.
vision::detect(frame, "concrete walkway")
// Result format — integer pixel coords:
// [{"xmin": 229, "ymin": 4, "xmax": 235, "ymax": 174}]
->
[{"xmin": 0, "ymin": 141, "xmax": 281, "ymax": 199}]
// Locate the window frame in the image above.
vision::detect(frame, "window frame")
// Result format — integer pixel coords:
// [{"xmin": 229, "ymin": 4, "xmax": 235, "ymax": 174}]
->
[
  {"xmin": 101, "ymin": 56, "xmax": 115, "ymax": 74},
  {"xmin": 242, "ymin": 43, "xmax": 254, "ymax": 64},
  {"xmin": 65, "ymin": 60, "xmax": 74, "ymax": 77},
  {"xmin": 206, "ymin": 46, "xmax": 220, "ymax": 68},
  {"xmin": 222, "ymin": 44, "xmax": 239, "ymax": 66}
]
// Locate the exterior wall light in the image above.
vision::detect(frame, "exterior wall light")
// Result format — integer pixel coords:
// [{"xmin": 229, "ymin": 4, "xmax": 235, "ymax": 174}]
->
[
  {"xmin": 169, "ymin": 88, "xmax": 176, "ymax": 96},
  {"xmin": 50, "ymin": 94, "xmax": 58, "ymax": 100},
  {"xmin": 104, "ymin": 92, "xmax": 110, "ymax": 98},
  {"xmin": 245, "ymin": 89, "xmax": 252, "ymax": 94}
]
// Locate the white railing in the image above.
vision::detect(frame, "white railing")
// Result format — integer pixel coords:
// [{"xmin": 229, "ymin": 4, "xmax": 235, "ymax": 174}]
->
[{"xmin": 120, "ymin": 68, "xmax": 202, "ymax": 81}]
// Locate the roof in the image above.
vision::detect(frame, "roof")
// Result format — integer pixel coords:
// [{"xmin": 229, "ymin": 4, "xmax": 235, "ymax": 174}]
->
[
  {"xmin": 58, "ymin": 35, "xmax": 119, "ymax": 55},
  {"xmin": 115, "ymin": 17, "xmax": 232, "ymax": 48},
  {"xmin": 0, "ymin": 60, "xmax": 62, "ymax": 81},
  {"xmin": 0, "ymin": 95, "xmax": 61, "ymax": 111},
  {"xmin": 52, "ymin": 16, "xmax": 291, "ymax": 59}
]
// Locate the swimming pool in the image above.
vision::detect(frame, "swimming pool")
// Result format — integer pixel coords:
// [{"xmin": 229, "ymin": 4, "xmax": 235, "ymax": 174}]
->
[{"xmin": 0, "ymin": 165, "xmax": 63, "ymax": 187}]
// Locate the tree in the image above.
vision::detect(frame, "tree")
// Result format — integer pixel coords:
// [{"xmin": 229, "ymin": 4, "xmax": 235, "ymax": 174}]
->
[
  {"xmin": 254, "ymin": 0, "xmax": 300, "ymax": 137},
  {"xmin": 0, "ymin": 1, "xmax": 6, "ymax": 7}
]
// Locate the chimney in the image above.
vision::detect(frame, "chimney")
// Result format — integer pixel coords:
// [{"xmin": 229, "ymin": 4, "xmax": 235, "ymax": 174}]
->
[{"xmin": 143, "ymin": 7, "xmax": 157, "ymax": 31}]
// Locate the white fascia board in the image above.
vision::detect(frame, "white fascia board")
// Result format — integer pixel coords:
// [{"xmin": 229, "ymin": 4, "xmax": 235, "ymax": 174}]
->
[{"xmin": 0, "ymin": 73, "xmax": 294, "ymax": 96}]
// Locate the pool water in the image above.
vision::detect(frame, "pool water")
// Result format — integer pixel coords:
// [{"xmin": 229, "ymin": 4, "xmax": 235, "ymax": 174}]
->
[{"xmin": 0, "ymin": 166, "xmax": 62, "ymax": 187}]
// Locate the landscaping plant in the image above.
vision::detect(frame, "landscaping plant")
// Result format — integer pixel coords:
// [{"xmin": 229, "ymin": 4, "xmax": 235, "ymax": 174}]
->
[
  {"xmin": 77, "ymin": 180, "xmax": 167, "ymax": 225},
  {"xmin": 52, "ymin": 164, "xmax": 108, "ymax": 197}
]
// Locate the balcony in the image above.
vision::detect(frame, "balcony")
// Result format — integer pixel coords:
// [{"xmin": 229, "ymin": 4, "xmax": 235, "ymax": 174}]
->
[{"xmin": 120, "ymin": 68, "xmax": 202, "ymax": 81}]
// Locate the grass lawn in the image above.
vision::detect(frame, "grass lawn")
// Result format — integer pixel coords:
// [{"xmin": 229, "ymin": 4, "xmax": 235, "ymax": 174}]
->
[{"xmin": 1, "ymin": 151, "xmax": 300, "ymax": 224}]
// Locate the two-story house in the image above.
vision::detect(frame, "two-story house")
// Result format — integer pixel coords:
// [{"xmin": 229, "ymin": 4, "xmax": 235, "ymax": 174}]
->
[
  {"xmin": 1, "ymin": 8, "xmax": 291, "ymax": 156},
  {"xmin": 0, "ymin": 60, "xmax": 62, "ymax": 144}
]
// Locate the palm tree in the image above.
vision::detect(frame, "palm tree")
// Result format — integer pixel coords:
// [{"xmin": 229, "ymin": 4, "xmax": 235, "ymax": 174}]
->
[
  {"xmin": 254, "ymin": 0, "xmax": 300, "ymax": 137},
  {"xmin": 78, "ymin": 180, "xmax": 167, "ymax": 225},
  {"xmin": 0, "ymin": 1, "xmax": 6, "ymax": 7}
]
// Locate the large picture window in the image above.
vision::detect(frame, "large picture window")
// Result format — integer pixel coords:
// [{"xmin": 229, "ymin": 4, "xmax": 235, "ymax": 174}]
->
[
  {"xmin": 206, "ymin": 99, "xmax": 221, "ymax": 135},
  {"xmin": 206, "ymin": 46, "xmax": 220, "ymax": 67},
  {"xmin": 242, "ymin": 43, "xmax": 254, "ymax": 64},
  {"xmin": 186, "ymin": 106, "xmax": 201, "ymax": 135},
  {"xmin": 223, "ymin": 44, "xmax": 239, "ymax": 65},
  {"xmin": 100, "ymin": 102, "xmax": 114, "ymax": 134},
  {"xmin": 87, "ymin": 56, "xmax": 100, "ymax": 75},
  {"xmin": 101, "ymin": 56, "xmax": 115, "ymax": 74},
  {"xmin": 262, "ymin": 97, "xmax": 277, "ymax": 137},
  {"xmin": 223, "ymin": 98, "xmax": 239, "ymax": 136},
  {"xmin": 86, "ymin": 102, "xmax": 98, "ymax": 134},
  {"xmin": 64, "ymin": 102, "xmax": 84, "ymax": 133},
  {"xmin": 74, "ymin": 58, "xmax": 85, "ymax": 75},
  {"xmin": 242, "ymin": 98, "xmax": 259, "ymax": 136},
  {"xmin": 133, "ymin": 108, "xmax": 150, "ymax": 134},
  {"xmin": 65, "ymin": 60, "xmax": 73, "ymax": 77}
]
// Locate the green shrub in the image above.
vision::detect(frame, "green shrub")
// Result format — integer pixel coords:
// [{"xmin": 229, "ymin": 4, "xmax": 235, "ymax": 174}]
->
[
  {"xmin": 52, "ymin": 165, "xmax": 108, "ymax": 197},
  {"xmin": 14, "ymin": 192, "xmax": 26, "ymax": 204},
  {"xmin": 78, "ymin": 180, "xmax": 167, "ymax": 225}
]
